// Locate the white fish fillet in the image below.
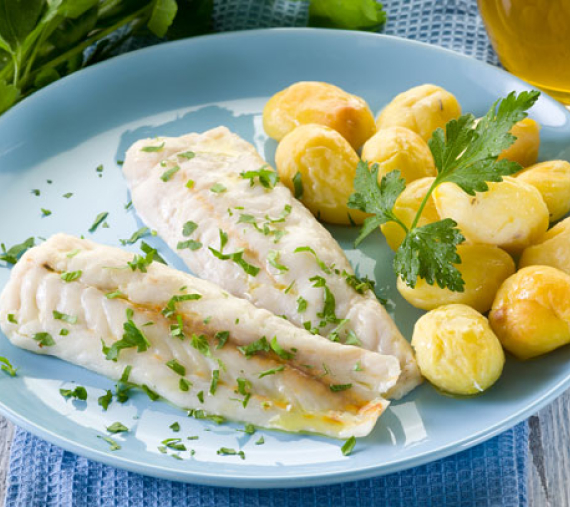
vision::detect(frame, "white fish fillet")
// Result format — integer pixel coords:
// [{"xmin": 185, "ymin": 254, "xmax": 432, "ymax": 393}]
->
[
  {"xmin": 0, "ymin": 234, "xmax": 401, "ymax": 438},
  {"xmin": 123, "ymin": 127, "xmax": 421, "ymax": 398}
]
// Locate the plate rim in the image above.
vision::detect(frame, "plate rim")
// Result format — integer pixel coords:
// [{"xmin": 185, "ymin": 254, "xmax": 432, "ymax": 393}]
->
[{"xmin": 1, "ymin": 27, "xmax": 569, "ymax": 489}]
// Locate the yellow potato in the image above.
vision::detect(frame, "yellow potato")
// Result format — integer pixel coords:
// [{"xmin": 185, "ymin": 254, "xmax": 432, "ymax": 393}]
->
[
  {"xmin": 397, "ymin": 244, "xmax": 515, "ymax": 313},
  {"xmin": 381, "ymin": 177, "xmax": 439, "ymax": 250},
  {"xmin": 263, "ymin": 81, "xmax": 376, "ymax": 150},
  {"xmin": 516, "ymin": 160, "xmax": 570, "ymax": 222},
  {"xmin": 412, "ymin": 304, "xmax": 505, "ymax": 395},
  {"xmin": 361, "ymin": 126, "xmax": 436, "ymax": 184},
  {"xmin": 275, "ymin": 124, "xmax": 367, "ymax": 225},
  {"xmin": 433, "ymin": 177, "xmax": 549, "ymax": 253},
  {"xmin": 489, "ymin": 266, "xmax": 570, "ymax": 360},
  {"xmin": 519, "ymin": 217, "xmax": 570, "ymax": 275},
  {"xmin": 375, "ymin": 84, "xmax": 461, "ymax": 142},
  {"xmin": 498, "ymin": 118, "xmax": 540, "ymax": 168}
]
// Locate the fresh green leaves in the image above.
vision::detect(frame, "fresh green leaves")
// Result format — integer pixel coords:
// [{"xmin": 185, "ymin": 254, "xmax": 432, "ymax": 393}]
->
[
  {"xmin": 292, "ymin": 171, "xmax": 303, "ymax": 199},
  {"xmin": 210, "ymin": 183, "xmax": 227, "ymax": 193},
  {"xmin": 103, "ymin": 316, "xmax": 150, "ymax": 361},
  {"xmin": 0, "ymin": 356, "xmax": 17, "ymax": 376},
  {"xmin": 0, "ymin": 237, "xmax": 34, "ymax": 265},
  {"xmin": 240, "ymin": 166, "xmax": 279, "ymax": 189},
  {"xmin": 341, "ymin": 436, "xmax": 356, "ymax": 456},
  {"xmin": 182, "ymin": 221, "xmax": 198, "ymax": 236},
  {"xmin": 349, "ymin": 91, "xmax": 540, "ymax": 292},
  {"xmin": 267, "ymin": 250, "xmax": 288, "ymax": 273},
  {"xmin": 107, "ymin": 422, "xmax": 129, "ymax": 433},
  {"xmin": 294, "ymin": 246, "xmax": 332, "ymax": 274},
  {"xmin": 308, "ymin": 0, "xmax": 387, "ymax": 31},
  {"xmin": 161, "ymin": 165, "xmax": 180, "ymax": 182},
  {"xmin": 141, "ymin": 142, "xmax": 165, "ymax": 153},
  {"xmin": 162, "ymin": 293, "xmax": 202, "ymax": 318},
  {"xmin": 60, "ymin": 386, "xmax": 87, "ymax": 400},
  {"xmin": 61, "ymin": 270, "xmax": 82, "ymax": 282},
  {"xmin": 89, "ymin": 212, "xmax": 108, "ymax": 232},
  {"xmin": 120, "ymin": 227, "xmax": 149, "ymax": 245},
  {"xmin": 209, "ymin": 230, "xmax": 260, "ymax": 277},
  {"xmin": 52, "ymin": 310, "xmax": 77, "ymax": 324},
  {"xmin": 166, "ymin": 359, "xmax": 186, "ymax": 376},
  {"xmin": 33, "ymin": 332, "xmax": 55, "ymax": 346}
]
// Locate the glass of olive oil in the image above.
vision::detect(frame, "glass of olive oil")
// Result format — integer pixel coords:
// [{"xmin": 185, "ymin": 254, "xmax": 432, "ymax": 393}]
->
[{"xmin": 478, "ymin": 0, "xmax": 570, "ymax": 104}]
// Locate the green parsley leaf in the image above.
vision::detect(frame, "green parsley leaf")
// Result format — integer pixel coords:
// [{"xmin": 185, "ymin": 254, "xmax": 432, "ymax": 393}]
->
[
  {"xmin": 169, "ymin": 421, "xmax": 180, "ymax": 432},
  {"xmin": 59, "ymin": 329, "xmax": 69, "ymax": 336},
  {"xmin": 120, "ymin": 227, "xmax": 149, "ymax": 245},
  {"xmin": 267, "ymin": 249, "xmax": 288, "ymax": 273},
  {"xmin": 292, "ymin": 171, "xmax": 303, "ymax": 199},
  {"xmin": 60, "ymin": 386, "xmax": 87, "ymax": 401},
  {"xmin": 294, "ymin": 246, "xmax": 332, "ymax": 274},
  {"xmin": 0, "ymin": 237, "xmax": 34, "ymax": 265},
  {"xmin": 341, "ymin": 436, "xmax": 357, "ymax": 456},
  {"xmin": 310, "ymin": 276, "xmax": 337, "ymax": 324},
  {"xmin": 182, "ymin": 221, "xmax": 198, "ymax": 237},
  {"xmin": 63, "ymin": 192, "xmax": 73, "ymax": 199},
  {"xmin": 33, "ymin": 332, "xmax": 55, "ymax": 347},
  {"xmin": 61, "ymin": 270, "xmax": 82, "ymax": 282},
  {"xmin": 161, "ymin": 165, "xmax": 180, "ymax": 182},
  {"xmin": 209, "ymin": 246, "xmax": 260, "ymax": 276},
  {"xmin": 7, "ymin": 314, "xmax": 17, "ymax": 324},
  {"xmin": 141, "ymin": 142, "xmax": 165, "ymax": 152},
  {"xmin": 162, "ymin": 293, "xmax": 202, "ymax": 318},
  {"xmin": 105, "ymin": 290, "xmax": 126, "ymax": 300},
  {"xmin": 343, "ymin": 270, "xmax": 376, "ymax": 294},
  {"xmin": 98, "ymin": 435, "xmax": 121, "ymax": 451},
  {"xmin": 196, "ymin": 390, "xmax": 204, "ymax": 403},
  {"xmin": 89, "ymin": 212, "xmax": 108, "ymax": 232},
  {"xmin": 98, "ymin": 390, "xmax": 113, "ymax": 410},
  {"xmin": 255, "ymin": 436, "xmax": 265, "ymax": 445},
  {"xmin": 353, "ymin": 361, "xmax": 364, "ymax": 372},
  {"xmin": 140, "ymin": 242, "xmax": 167, "ymax": 264},
  {"xmin": 32, "ymin": 189, "xmax": 40, "ymax": 196},
  {"xmin": 265, "ymin": 205, "xmax": 292, "ymax": 224},
  {"xmin": 209, "ymin": 369, "xmax": 220, "ymax": 395},
  {"xmin": 186, "ymin": 179, "xmax": 195, "ymax": 189},
  {"xmin": 96, "ymin": 165, "xmax": 104, "ymax": 173},
  {"xmin": 344, "ymin": 330, "xmax": 362, "ymax": 347},
  {"xmin": 107, "ymin": 422, "xmax": 129, "ymax": 433},
  {"xmin": 141, "ymin": 384, "xmax": 159, "ymax": 401},
  {"xmin": 330, "ymin": 383, "xmax": 352, "ymax": 392},
  {"xmin": 215, "ymin": 331, "xmax": 229, "ymax": 349},
  {"xmin": 166, "ymin": 359, "xmax": 186, "ymax": 376},
  {"xmin": 191, "ymin": 334, "xmax": 211, "ymax": 357},
  {"xmin": 210, "ymin": 183, "xmax": 227, "ymax": 193},
  {"xmin": 258, "ymin": 365, "xmax": 285, "ymax": 378},
  {"xmin": 238, "ymin": 337, "xmax": 270, "ymax": 358},
  {"xmin": 41, "ymin": 208, "xmax": 51, "ymax": 217},
  {"xmin": 178, "ymin": 151, "xmax": 195, "ymax": 160},
  {"xmin": 66, "ymin": 249, "xmax": 80, "ymax": 258},
  {"xmin": 0, "ymin": 356, "xmax": 17, "ymax": 376},
  {"xmin": 52, "ymin": 310, "xmax": 77, "ymax": 324},
  {"xmin": 296, "ymin": 296, "xmax": 308, "ymax": 313},
  {"xmin": 240, "ymin": 166, "xmax": 279, "ymax": 189},
  {"xmin": 179, "ymin": 378, "xmax": 192, "ymax": 391},
  {"xmin": 177, "ymin": 239, "xmax": 202, "ymax": 250},
  {"xmin": 270, "ymin": 336, "xmax": 294, "ymax": 360},
  {"xmin": 104, "ymin": 318, "xmax": 150, "ymax": 361}
]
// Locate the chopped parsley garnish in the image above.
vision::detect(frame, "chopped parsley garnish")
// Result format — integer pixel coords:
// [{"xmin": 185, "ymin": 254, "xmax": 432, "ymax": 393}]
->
[
  {"xmin": 105, "ymin": 290, "xmax": 126, "ymax": 299},
  {"xmin": 191, "ymin": 334, "xmax": 211, "ymax": 357},
  {"xmin": 182, "ymin": 221, "xmax": 198, "ymax": 237},
  {"xmin": 239, "ymin": 423, "xmax": 255, "ymax": 435},
  {"xmin": 179, "ymin": 378, "xmax": 192, "ymax": 391},
  {"xmin": 41, "ymin": 208, "xmax": 51, "ymax": 217},
  {"xmin": 0, "ymin": 237, "xmax": 34, "ymax": 265},
  {"xmin": 166, "ymin": 359, "xmax": 186, "ymax": 376},
  {"xmin": 238, "ymin": 337, "xmax": 270, "ymax": 358},
  {"xmin": 141, "ymin": 142, "xmax": 165, "ymax": 152},
  {"xmin": 61, "ymin": 270, "xmax": 82, "ymax": 282},
  {"xmin": 344, "ymin": 330, "xmax": 361, "ymax": 346},
  {"xmin": 235, "ymin": 377, "xmax": 251, "ymax": 408},
  {"xmin": 177, "ymin": 239, "xmax": 202, "ymax": 250},
  {"xmin": 125, "ymin": 200, "xmax": 133, "ymax": 210},
  {"xmin": 296, "ymin": 297, "xmax": 307, "ymax": 313},
  {"xmin": 203, "ymin": 316, "xmax": 212, "ymax": 324},
  {"xmin": 169, "ymin": 422, "xmax": 180, "ymax": 432},
  {"xmin": 267, "ymin": 250, "xmax": 288, "ymax": 273},
  {"xmin": 217, "ymin": 447, "xmax": 245, "ymax": 459},
  {"xmin": 33, "ymin": 332, "xmax": 55, "ymax": 347},
  {"xmin": 240, "ymin": 166, "xmax": 279, "ymax": 189},
  {"xmin": 161, "ymin": 165, "xmax": 180, "ymax": 182},
  {"xmin": 98, "ymin": 390, "xmax": 113, "ymax": 410},
  {"xmin": 343, "ymin": 271, "xmax": 376, "ymax": 294},
  {"xmin": 292, "ymin": 171, "xmax": 303, "ymax": 198},
  {"xmin": 310, "ymin": 276, "xmax": 337, "ymax": 325},
  {"xmin": 341, "ymin": 436, "xmax": 356, "ymax": 456},
  {"xmin": 0, "ymin": 356, "xmax": 17, "ymax": 376},
  {"xmin": 107, "ymin": 422, "xmax": 129, "ymax": 433},
  {"xmin": 209, "ymin": 369, "xmax": 220, "ymax": 395},
  {"xmin": 265, "ymin": 204, "xmax": 292, "ymax": 224},
  {"xmin": 96, "ymin": 164, "xmax": 104, "ymax": 173},
  {"xmin": 63, "ymin": 192, "xmax": 73, "ymax": 199},
  {"xmin": 270, "ymin": 336, "xmax": 294, "ymax": 360},
  {"xmin": 258, "ymin": 365, "xmax": 285, "ymax": 378},
  {"xmin": 255, "ymin": 436, "xmax": 265, "ymax": 445},
  {"xmin": 215, "ymin": 331, "xmax": 229, "ymax": 349},
  {"xmin": 162, "ymin": 293, "xmax": 202, "ymax": 318},
  {"xmin": 187, "ymin": 436, "xmax": 199, "ymax": 440},
  {"xmin": 178, "ymin": 151, "xmax": 195, "ymax": 160},
  {"xmin": 142, "ymin": 384, "xmax": 159, "ymax": 401},
  {"xmin": 209, "ymin": 231, "xmax": 260, "ymax": 276},
  {"xmin": 32, "ymin": 189, "xmax": 40, "ymax": 196},
  {"xmin": 330, "ymin": 383, "xmax": 352, "ymax": 392},
  {"xmin": 186, "ymin": 179, "xmax": 195, "ymax": 189},
  {"xmin": 294, "ymin": 246, "xmax": 332, "ymax": 274},
  {"xmin": 60, "ymin": 386, "xmax": 87, "ymax": 400},
  {"xmin": 170, "ymin": 315, "xmax": 185, "ymax": 339},
  {"xmin": 210, "ymin": 183, "xmax": 227, "ymax": 193},
  {"xmin": 197, "ymin": 391, "xmax": 204, "ymax": 403},
  {"xmin": 66, "ymin": 249, "xmax": 80, "ymax": 258},
  {"xmin": 127, "ymin": 251, "xmax": 154, "ymax": 272},
  {"xmin": 7, "ymin": 314, "xmax": 17, "ymax": 324},
  {"xmin": 120, "ymin": 227, "xmax": 149, "ymax": 245},
  {"xmin": 52, "ymin": 310, "xmax": 77, "ymax": 324},
  {"xmin": 103, "ymin": 317, "xmax": 150, "ymax": 361},
  {"xmin": 89, "ymin": 212, "xmax": 108, "ymax": 232},
  {"xmin": 59, "ymin": 329, "xmax": 69, "ymax": 336},
  {"xmin": 98, "ymin": 435, "xmax": 121, "ymax": 451},
  {"xmin": 353, "ymin": 361, "xmax": 364, "ymax": 372},
  {"xmin": 140, "ymin": 241, "xmax": 166, "ymax": 264}
]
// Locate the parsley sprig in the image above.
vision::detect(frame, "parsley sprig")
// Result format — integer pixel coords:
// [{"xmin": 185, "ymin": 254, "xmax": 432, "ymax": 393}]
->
[{"xmin": 348, "ymin": 90, "xmax": 540, "ymax": 292}]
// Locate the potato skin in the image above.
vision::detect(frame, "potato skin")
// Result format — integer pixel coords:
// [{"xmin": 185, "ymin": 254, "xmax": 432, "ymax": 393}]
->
[
  {"xmin": 275, "ymin": 124, "xmax": 367, "ymax": 225},
  {"xmin": 412, "ymin": 304, "xmax": 505, "ymax": 395},
  {"xmin": 361, "ymin": 126, "xmax": 436, "ymax": 184},
  {"xmin": 397, "ymin": 244, "xmax": 515, "ymax": 313},
  {"xmin": 498, "ymin": 118, "xmax": 540, "ymax": 168},
  {"xmin": 489, "ymin": 266, "xmax": 570, "ymax": 360},
  {"xmin": 263, "ymin": 81, "xmax": 376, "ymax": 150},
  {"xmin": 381, "ymin": 177, "xmax": 439, "ymax": 250},
  {"xmin": 519, "ymin": 217, "xmax": 570, "ymax": 276},
  {"xmin": 516, "ymin": 160, "xmax": 570, "ymax": 222},
  {"xmin": 375, "ymin": 84, "xmax": 461, "ymax": 142},
  {"xmin": 433, "ymin": 177, "xmax": 549, "ymax": 253}
]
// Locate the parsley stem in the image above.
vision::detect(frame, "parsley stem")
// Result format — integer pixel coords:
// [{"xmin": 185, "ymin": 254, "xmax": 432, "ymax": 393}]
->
[{"xmin": 409, "ymin": 175, "xmax": 442, "ymax": 231}]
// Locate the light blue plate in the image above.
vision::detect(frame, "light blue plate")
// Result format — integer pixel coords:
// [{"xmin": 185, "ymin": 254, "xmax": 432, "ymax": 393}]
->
[{"xmin": 1, "ymin": 29, "xmax": 569, "ymax": 489}]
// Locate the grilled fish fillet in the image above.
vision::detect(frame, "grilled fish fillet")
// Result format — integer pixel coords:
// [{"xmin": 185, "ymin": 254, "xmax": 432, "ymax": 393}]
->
[
  {"xmin": 0, "ymin": 234, "xmax": 401, "ymax": 438},
  {"xmin": 123, "ymin": 127, "xmax": 421, "ymax": 398}
]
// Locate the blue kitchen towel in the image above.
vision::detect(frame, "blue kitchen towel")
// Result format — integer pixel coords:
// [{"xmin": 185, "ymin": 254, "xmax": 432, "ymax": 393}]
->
[{"xmin": 6, "ymin": 1, "xmax": 527, "ymax": 506}]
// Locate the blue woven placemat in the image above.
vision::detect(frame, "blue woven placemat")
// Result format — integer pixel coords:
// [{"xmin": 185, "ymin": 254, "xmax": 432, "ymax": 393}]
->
[{"xmin": 5, "ymin": 1, "xmax": 528, "ymax": 506}]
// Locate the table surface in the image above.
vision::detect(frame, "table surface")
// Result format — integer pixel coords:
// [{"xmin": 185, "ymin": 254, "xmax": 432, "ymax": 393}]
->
[{"xmin": 0, "ymin": 391, "xmax": 568, "ymax": 507}]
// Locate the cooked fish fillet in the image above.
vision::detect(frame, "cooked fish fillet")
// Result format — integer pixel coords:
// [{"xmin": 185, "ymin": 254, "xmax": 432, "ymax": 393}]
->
[
  {"xmin": 123, "ymin": 127, "xmax": 421, "ymax": 398},
  {"xmin": 0, "ymin": 234, "xmax": 401, "ymax": 438}
]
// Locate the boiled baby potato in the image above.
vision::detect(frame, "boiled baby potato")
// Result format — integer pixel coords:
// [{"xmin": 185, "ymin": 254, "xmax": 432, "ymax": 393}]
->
[
  {"xmin": 519, "ymin": 217, "xmax": 570, "ymax": 275},
  {"xmin": 275, "ymin": 124, "xmax": 367, "ymax": 225},
  {"xmin": 361, "ymin": 126, "xmax": 436, "ymax": 184},
  {"xmin": 489, "ymin": 266, "xmax": 570, "ymax": 360},
  {"xmin": 516, "ymin": 160, "xmax": 570, "ymax": 222},
  {"xmin": 433, "ymin": 177, "xmax": 549, "ymax": 253},
  {"xmin": 412, "ymin": 304, "xmax": 505, "ymax": 395},
  {"xmin": 263, "ymin": 81, "xmax": 376, "ymax": 150},
  {"xmin": 381, "ymin": 177, "xmax": 439, "ymax": 250},
  {"xmin": 498, "ymin": 118, "xmax": 540, "ymax": 168},
  {"xmin": 375, "ymin": 84, "xmax": 461, "ymax": 142},
  {"xmin": 397, "ymin": 244, "xmax": 515, "ymax": 313}
]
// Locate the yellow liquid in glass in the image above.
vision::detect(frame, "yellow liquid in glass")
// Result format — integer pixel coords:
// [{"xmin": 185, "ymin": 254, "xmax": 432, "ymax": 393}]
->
[{"xmin": 478, "ymin": 0, "xmax": 570, "ymax": 103}]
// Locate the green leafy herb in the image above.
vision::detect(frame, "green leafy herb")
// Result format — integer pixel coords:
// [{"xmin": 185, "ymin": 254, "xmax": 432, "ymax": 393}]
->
[
  {"xmin": 265, "ymin": 205, "xmax": 292, "ymax": 224},
  {"xmin": 166, "ymin": 359, "xmax": 186, "ymax": 376},
  {"xmin": 104, "ymin": 318, "xmax": 150, "ymax": 361},
  {"xmin": 215, "ymin": 331, "xmax": 229, "ymax": 349},
  {"xmin": 63, "ymin": 192, "xmax": 73, "ymax": 199},
  {"xmin": 330, "ymin": 383, "xmax": 352, "ymax": 392},
  {"xmin": 255, "ymin": 436, "xmax": 265, "ymax": 445},
  {"xmin": 98, "ymin": 435, "xmax": 121, "ymax": 451},
  {"xmin": 60, "ymin": 386, "xmax": 87, "ymax": 401},
  {"xmin": 161, "ymin": 165, "xmax": 180, "ymax": 182},
  {"xmin": 182, "ymin": 221, "xmax": 198, "ymax": 236},
  {"xmin": 217, "ymin": 447, "xmax": 245, "ymax": 459},
  {"xmin": 186, "ymin": 179, "xmax": 195, "ymax": 189},
  {"xmin": 178, "ymin": 151, "xmax": 195, "ymax": 160},
  {"xmin": 107, "ymin": 422, "xmax": 129, "ymax": 433},
  {"xmin": 240, "ymin": 166, "xmax": 279, "ymax": 189},
  {"xmin": 344, "ymin": 330, "xmax": 362, "ymax": 346},
  {"xmin": 179, "ymin": 378, "xmax": 192, "ymax": 392},
  {"xmin": 32, "ymin": 189, "xmax": 40, "ymax": 196},
  {"xmin": 98, "ymin": 390, "xmax": 113, "ymax": 411},
  {"xmin": 61, "ymin": 270, "xmax": 82, "ymax": 282},
  {"xmin": 310, "ymin": 276, "xmax": 337, "ymax": 324},
  {"xmin": 41, "ymin": 208, "xmax": 51, "ymax": 217},
  {"xmin": 89, "ymin": 212, "xmax": 108, "ymax": 232},
  {"xmin": 209, "ymin": 245, "xmax": 260, "ymax": 276},
  {"xmin": 210, "ymin": 183, "xmax": 227, "ymax": 193},
  {"xmin": 177, "ymin": 239, "xmax": 202, "ymax": 250},
  {"xmin": 59, "ymin": 329, "xmax": 69, "ymax": 336},
  {"xmin": 120, "ymin": 227, "xmax": 149, "ymax": 245},
  {"xmin": 343, "ymin": 271, "xmax": 376, "ymax": 294},
  {"xmin": 292, "ymin": 171, "xmax": 303, "ymax": 199},
  {"xmin": 33, "ymin": 332, "xmax": 55, "ymax": 347},
  {"xmin": 237, "ymin": 337, "xmax": 270, "ymax": 358},
  {"xmin": 0, "ymin": 356, "xmax": 17, "ymax": 376},
  {"xmin": 353, "ymin": 361, "xmax": 364, "ymax": 372},
  {"xmin": 141, "ymin": 384, "xmax": 159, "ymax": 401},
  {"xmin": 239, "ymin": 423, "xmax": 255, "ymax": 435},
  {"xmin": 141, "ymin": 142, "xmax": 165, "ymax": 152},
  {"xmin": 235, "ymin": 377, "xmax": 251, "ymax": 408},
  {"xmin": 140, "ymin": 241, "xmax": 167, "ymax": 264},
  {"xmin": 294, "ymin": 246, "xmax": 331, "ymax": 274},
  {"xmin": 169, "ymin": 421, "xmax": 180, "ymax": 432},
  {"xmin": 258, "ymin": 365, "xmax": 285, "ymax": 378},
  {"xmin": 0, "ymin": 237, "xmax": 34, "ymax": 265},
  {"xmin": 105, "ymin": 290, "xmax": 126, "ymax": 300},
  {"xmin": 162, "ymin": 293, "xmax": 202, "ymax": 318},
  {"xmin": 341, "ymin": 436, "xmax": 357, "ymax": 456},
  {"xmin": 267, "ymin": 250, "xmax": 288, "ymax": 273},
  {"xmin": 309, "ymin": 0, "xmax": 386, "ymax": 31},
  {"xmin": 191, "ymin": 334, "xmax": 211, "ymax": 357},
  {"xmin": 196, "ymin": 390, "xmax": 204, "ymax": 403},
  {"xmin": 270, "ymin": 336, "xmax": 294, "ymax": 360},
  {"xmin": 209, "ymin": 369, "xmax": 220, "ymax": 395},
  {"xmin": 7, "ymin": 314, "xmax": 17, "ymax": 324},
  {"xmin": 296, "ymin": 297, "xmax": 307, "ymax": 313},
  {"xmin": 52, "ymin": 310, "xmax": 77, "ymax": 324},
  {"xmin": 66, "ymin": 249, "xmax": 80, "ymax": 258}
]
